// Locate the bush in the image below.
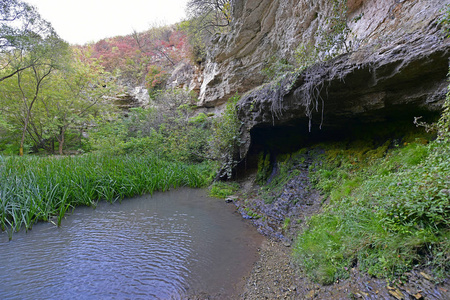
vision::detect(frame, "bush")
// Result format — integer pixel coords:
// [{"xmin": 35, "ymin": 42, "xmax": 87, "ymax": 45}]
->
[
  {"xmin": 208, "ymin": 93, "xmax": 242, "ymax": 178},
  {"xmin": 87, "ymin": 89, "xmax": 213, "ymax": 163}
]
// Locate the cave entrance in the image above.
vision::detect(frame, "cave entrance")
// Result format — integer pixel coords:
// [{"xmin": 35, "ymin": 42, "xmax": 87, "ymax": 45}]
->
[{"xmin": 238, "ymin": 107, "xmax": 440, "ymax": 177}]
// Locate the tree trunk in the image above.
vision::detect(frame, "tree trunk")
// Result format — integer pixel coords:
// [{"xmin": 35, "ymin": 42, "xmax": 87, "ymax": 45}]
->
[
  {"xmin": 19, "ymin": 110, "xmax": 30, "ymax": 156},
  {"xmin": 58, "ymin": 126, "xmax": 66, "ymax": 155},
  {"xmin": 17, "ymin": 66, "xmax": 53, "ymax": 156},
  {"xmin": 58, "ymin": 136, "xmax": 64, "ymax": 155}
]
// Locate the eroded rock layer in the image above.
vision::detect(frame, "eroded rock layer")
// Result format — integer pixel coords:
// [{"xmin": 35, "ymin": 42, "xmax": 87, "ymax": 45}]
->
[{"xmin": 198, "ymin": 0, "xmax": 450, "ymax": 160}]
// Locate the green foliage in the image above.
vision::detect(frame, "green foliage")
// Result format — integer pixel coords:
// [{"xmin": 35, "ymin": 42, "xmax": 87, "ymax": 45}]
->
[
  {"xmin": 295, "ymin": 214, "xmax": 350, "ymax": 284},
  {"xmin": 316, "ymin": 0, "xmax": 350, "ymax": 60},
  {"xmin": 244, "ymin": 206, "xmax": 262, "ymax": 219},
  {"xmin": 208, "ymin": 93, "xmax": 242, "ymax": 178},
  {"xmin": 0, "ymin": 43, "xmax": 116, "ymax": 155},
  {"xmin": 257, "ymin": 150, "xmax": 306, "ymax": 204},
  {"xmin": 282, "ymin": 217, "xmax": 291, "ymax": 231},
  {"xmin": 0, "ymin": 0, "xmax": 64, "ymax": 82},
  {"xmin": 88, "ymin": 89, "xmax": 213, "ymax": 164},
  {"xmin": 87, "ymin": 114, "xmax": 129, "ymax": 155},
  {"xmin": 209, "ymin": 181, "xmax": 239, "ymax": 198},
  {"xmin": 440, "ymin": 4, "xmax": 450, "ymax": 38},
  {"xmin": 189, "ymin": 112, "xmax": 208, "ymax": 124},
  {"xmin": 294, "ymin": 43, "xmax": 319, "ymax": 71},
  {"xmin": 255, "ymin": 152, "xmax": 272, "ymax": 184},
  {"xmin": 295, "ymin": 125, "xmax": 450, "ymax": 283},
  {"xmin": 0, "ymin": 153, "xmax": 214, "ymax": 237},
  {"xmin": 177, "ymin": 19, "xmax": 207, "ymax": 63},
  {"xmin": 437, "ymin": 84, "xmax": 450, "ymax": 140},
  {"xmin": 261, "ymin": 56, "xmax": 295, "ymax": 80}
]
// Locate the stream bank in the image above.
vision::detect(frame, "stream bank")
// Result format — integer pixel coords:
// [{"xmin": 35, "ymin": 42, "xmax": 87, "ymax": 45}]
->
[{"xmin": 228, "ymin": 148, "xmax": 450, "ymax": 300}]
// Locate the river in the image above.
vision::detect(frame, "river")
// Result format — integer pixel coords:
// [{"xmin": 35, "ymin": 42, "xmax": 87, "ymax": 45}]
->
[{"xmin": 0, "ymin": 188, "xmax": 263, "ymax": 299}]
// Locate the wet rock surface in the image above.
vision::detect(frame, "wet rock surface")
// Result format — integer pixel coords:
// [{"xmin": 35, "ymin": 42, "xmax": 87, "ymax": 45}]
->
[{"xmin": 233, "ymin": 153, "xmax": 321, "ymax": 243}]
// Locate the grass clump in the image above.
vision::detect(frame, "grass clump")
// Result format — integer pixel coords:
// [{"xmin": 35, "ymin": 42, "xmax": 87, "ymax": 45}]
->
[
  {"xmin": 294, "ymin": 132, "xmax": 450, "ymax": 284},
  {"xmin": 209, "ymin": 181, "xmax": 240, "ymax": 198},
  {"xmin": 0, "ymin": 154, "xmax": 214, "ymax": 237}
]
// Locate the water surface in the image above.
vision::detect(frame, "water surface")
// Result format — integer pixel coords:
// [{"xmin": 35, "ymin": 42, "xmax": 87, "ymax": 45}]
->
[{"xmin": 0, "ymin": 188, "xmax": 263, "ymax": 299}]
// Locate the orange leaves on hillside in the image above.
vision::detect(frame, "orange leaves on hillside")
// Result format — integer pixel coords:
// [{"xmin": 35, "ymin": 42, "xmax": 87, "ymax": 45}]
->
[{"xmin": 79, "ymin": 27, "xmax": 191, "ymax": 87}]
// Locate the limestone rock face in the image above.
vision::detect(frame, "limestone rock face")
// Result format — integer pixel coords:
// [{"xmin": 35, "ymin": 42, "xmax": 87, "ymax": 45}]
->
[
  {"xmin": 237, "ymin": 30, "xmax": 449, "ymax": 158},
  {"xmin": 112, "ymin": 86, "xmax": 150, "ymax": 110},
  {"xmin": 199, "ymin": 0, "xmax": 449, "ymax": 105},
  {"xmin": 197, "ymin": 0, "xmax": 450, "ymax": 159},
  {"xmin": 166, "ymin": 62, "xmax": 203, "ymax": 93}
]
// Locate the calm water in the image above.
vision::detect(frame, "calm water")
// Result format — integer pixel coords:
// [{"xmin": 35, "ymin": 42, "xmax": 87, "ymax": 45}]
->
[{"xmin": 0, "ymin": 188, "xmax": 263, "ymax": 299}]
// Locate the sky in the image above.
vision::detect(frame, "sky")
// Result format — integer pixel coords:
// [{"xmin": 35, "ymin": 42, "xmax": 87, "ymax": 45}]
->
[{"xmin": 26, "ymin": 0, "xmax": 189, "ymax": 45}]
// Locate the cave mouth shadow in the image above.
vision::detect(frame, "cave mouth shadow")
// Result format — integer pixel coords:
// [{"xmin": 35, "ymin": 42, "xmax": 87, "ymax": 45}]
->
[{"xmin": 236, "ymin": 108, "xmax": 439, "ymax": 177}]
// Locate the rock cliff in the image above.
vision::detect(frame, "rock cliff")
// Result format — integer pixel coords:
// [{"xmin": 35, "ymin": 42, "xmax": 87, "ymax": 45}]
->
[{"xmin": 198, "ymin": 0, "xmax": 450, "ymax": 162}]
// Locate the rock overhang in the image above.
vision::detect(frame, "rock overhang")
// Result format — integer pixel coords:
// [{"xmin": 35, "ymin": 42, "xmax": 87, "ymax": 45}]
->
[{"xmin": 236, "ymin": 31, "xmax": 450, "ymax": 162}]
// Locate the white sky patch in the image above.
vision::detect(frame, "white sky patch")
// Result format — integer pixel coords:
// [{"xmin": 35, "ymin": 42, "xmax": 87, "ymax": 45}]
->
[{"xmin": 26, "ymin": 0, "xmax": 189, "ymax": 45}]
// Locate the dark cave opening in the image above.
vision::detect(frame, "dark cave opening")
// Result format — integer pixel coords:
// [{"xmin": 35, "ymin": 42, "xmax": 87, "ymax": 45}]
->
[{"xmin": 237, "ymin": 106, "xmax": 440, "ymax": 176}]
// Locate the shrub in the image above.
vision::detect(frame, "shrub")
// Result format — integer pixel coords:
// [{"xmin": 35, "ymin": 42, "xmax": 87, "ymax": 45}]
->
[
  {"xmin": 208, "ymin": 93, "xmax": 242, "ymax": 179},
  {"xmin": 209, "ymin": 181, "xmax": 239, "ymax": 198}
]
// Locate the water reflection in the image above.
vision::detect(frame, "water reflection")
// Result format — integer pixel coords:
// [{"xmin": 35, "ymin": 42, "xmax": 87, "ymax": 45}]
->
[{"xmin": 0, "ymin": 188, "xmax": 262, "ymax": 299}]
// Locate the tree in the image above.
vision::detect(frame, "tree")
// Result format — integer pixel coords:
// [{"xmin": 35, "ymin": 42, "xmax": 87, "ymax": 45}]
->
[
  {"xmin": 0, "ymin": 0, "xmax": 56, "ymax": 82},
  {"xmin": 182, "ymin": 1, "xmax": 232, "ymax": 63},
  {"xmin": 14, "ymin": 34, "xmax": 69, "ymax": 155},
  {"xmin": 186, "ymin": 0, "xmax": 232, "ymax": 34},
  {"xmin": 38, "ymin": 48, "xmax": 116, "ymax": 155},
  {"xmin": 86, "ymin": 25, "xmax": 190, "ymax": 90},
  {"xmin": 0, "ymin": 0, "xmax": 71, "ymax": 155},
  {"xmin": 0, "ymin": 46, "xmax": 118, "ymax": 155}
]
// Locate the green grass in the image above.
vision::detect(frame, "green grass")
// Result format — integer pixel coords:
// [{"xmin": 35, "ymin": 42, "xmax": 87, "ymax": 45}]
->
[
  {"xmin": 0, "ymin": 153, "xmax": 214, "ymax": 238},
  {"xmin": 209, "ymin": 181, "xmax": 239, "ymax": 198},
  {"xmin": 293, "ymin": 137, "xmax": 450, "ymax": 284}
]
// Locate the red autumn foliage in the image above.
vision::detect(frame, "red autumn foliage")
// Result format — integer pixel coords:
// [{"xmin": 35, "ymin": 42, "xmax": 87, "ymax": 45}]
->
[{"xmin": 79, "ymin": 26, "xmax": 192, "ymax": 88}]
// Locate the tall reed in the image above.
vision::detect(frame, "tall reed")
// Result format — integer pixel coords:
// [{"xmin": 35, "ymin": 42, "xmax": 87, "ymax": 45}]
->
[{"xmin": 0, "ymin": 154, "xmax": 212, "ymax": 238}]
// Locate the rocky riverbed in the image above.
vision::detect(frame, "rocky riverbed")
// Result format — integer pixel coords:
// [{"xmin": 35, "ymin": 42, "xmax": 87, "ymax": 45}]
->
[{"xmin": 240, "ymin": 237, "xmax": 449, "ymax": 299}]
